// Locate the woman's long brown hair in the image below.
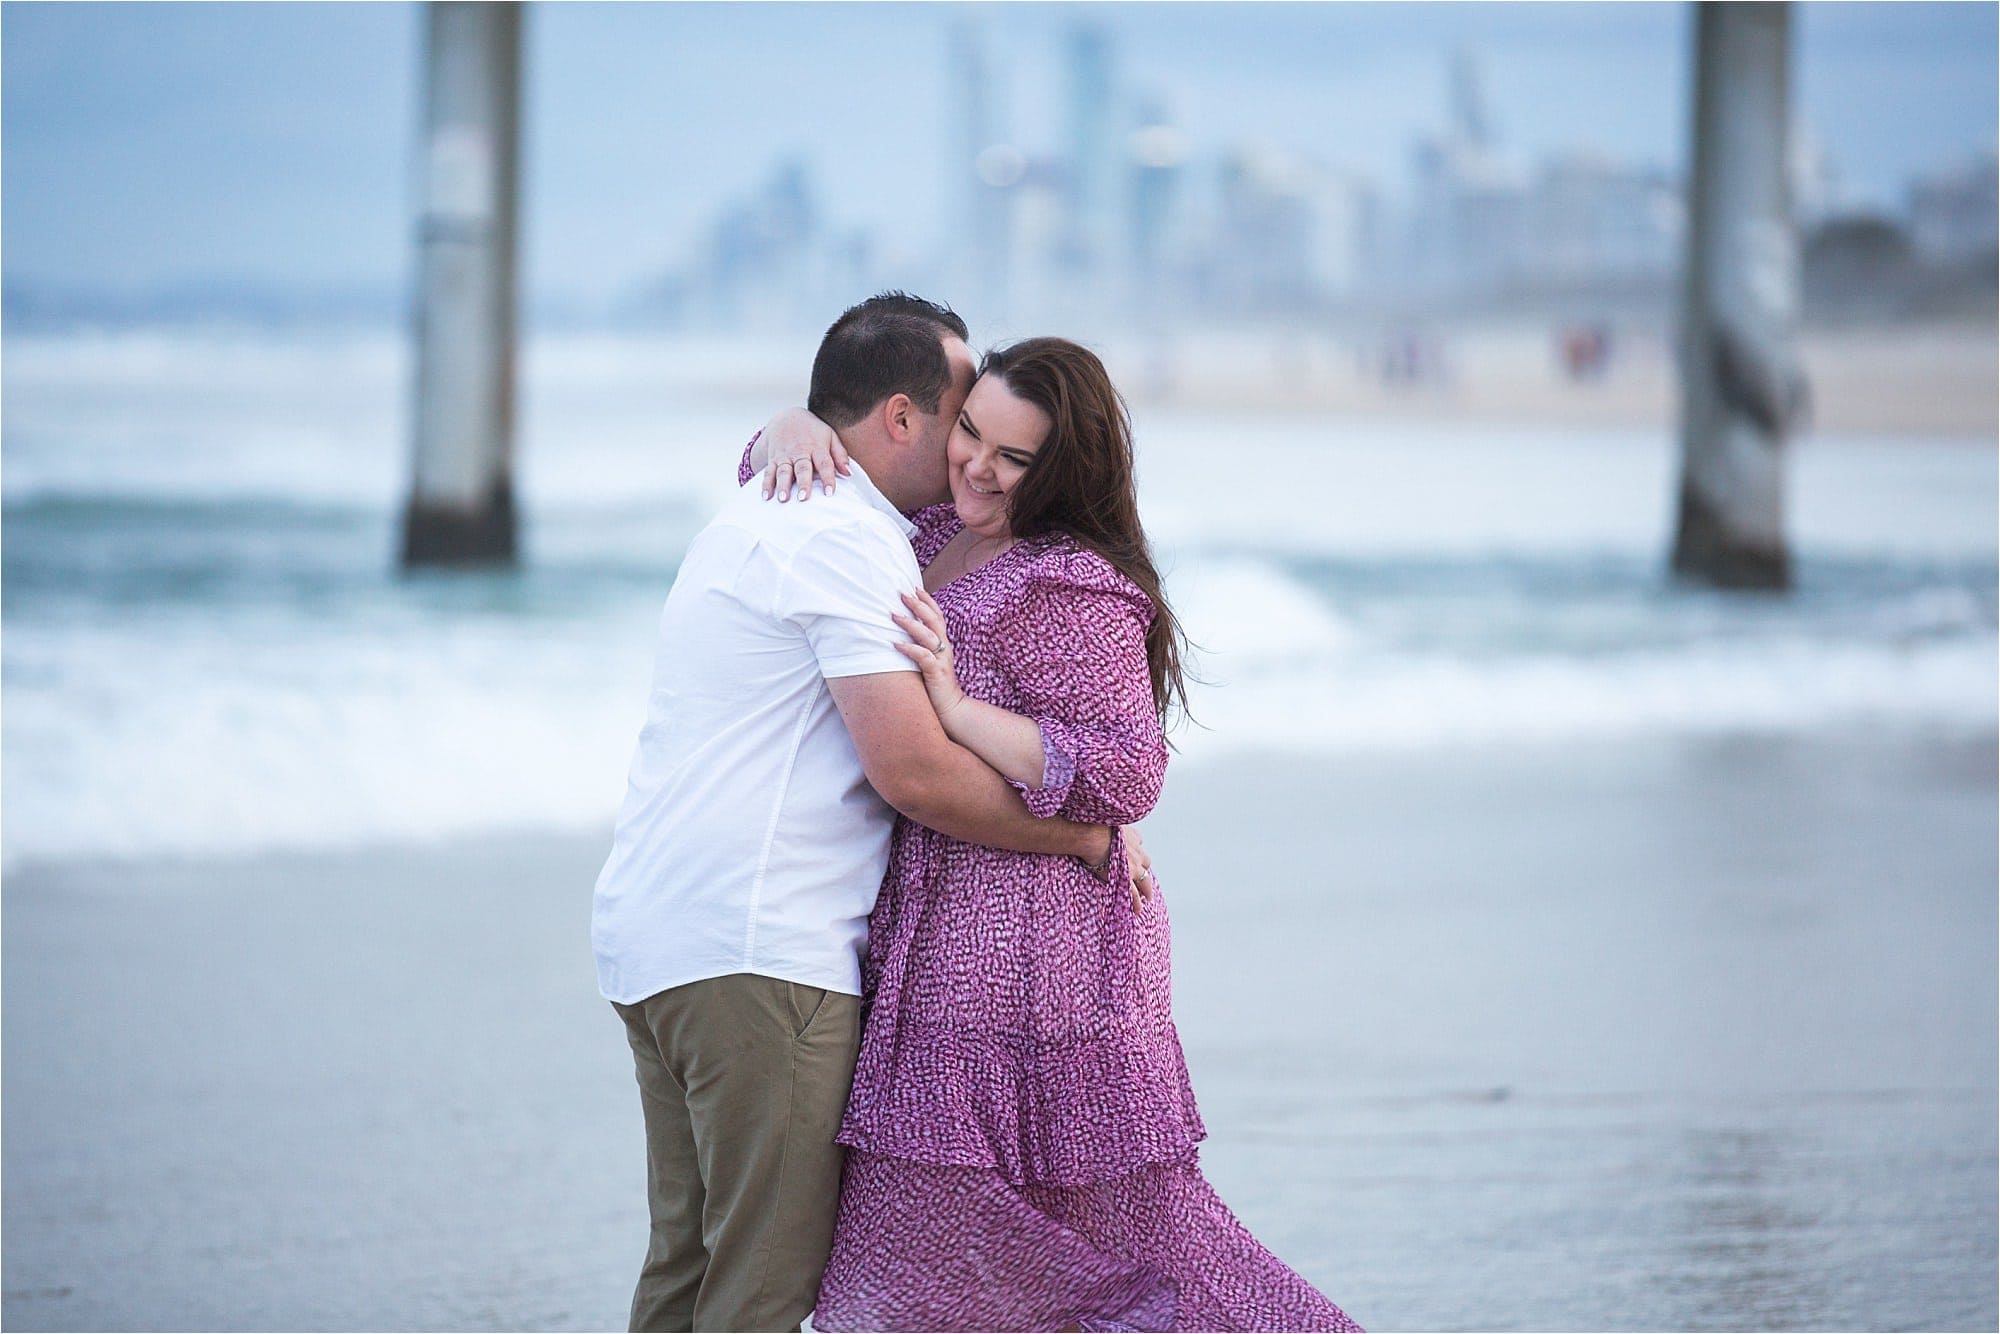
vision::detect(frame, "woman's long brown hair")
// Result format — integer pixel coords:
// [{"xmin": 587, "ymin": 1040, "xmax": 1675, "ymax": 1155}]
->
[{"xmin": 983, "ymin": 337, "xmax": 1191, "ymax": 724}]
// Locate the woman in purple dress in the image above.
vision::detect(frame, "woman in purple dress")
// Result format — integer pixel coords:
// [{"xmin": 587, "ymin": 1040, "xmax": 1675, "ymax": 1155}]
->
[{"xmin": 757, "ymin": 338, "xmax": 1360, "ymax": 1333}]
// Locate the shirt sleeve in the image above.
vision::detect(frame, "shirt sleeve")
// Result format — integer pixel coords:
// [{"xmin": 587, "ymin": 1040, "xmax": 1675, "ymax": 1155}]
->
[
  {"xmin": 736, "ymin": 431, "xmax": 761, "ymax": 487},
  {"xmin": 776, "ymin": 521, "xmax": 924, "ymax": 680},
  {"xmin": 997, "ymin": 551, "xmax": 1168, "ymax": 826}
]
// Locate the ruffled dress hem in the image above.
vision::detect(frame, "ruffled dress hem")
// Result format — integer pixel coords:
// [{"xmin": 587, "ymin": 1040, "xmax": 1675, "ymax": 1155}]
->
[{"xmin": 836, "ymin": 1017, "xmax": 1209, "ymax": 1188}]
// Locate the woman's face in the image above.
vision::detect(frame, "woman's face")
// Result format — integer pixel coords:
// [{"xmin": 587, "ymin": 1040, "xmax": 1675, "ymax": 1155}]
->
[{"xmin": 948, "ymin": 372, "xmax": 1052, "ymax": 541}]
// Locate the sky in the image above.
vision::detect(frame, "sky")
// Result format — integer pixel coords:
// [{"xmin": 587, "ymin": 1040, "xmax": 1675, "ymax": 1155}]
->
[{"xmin": 3, "ymin": 1, "xmax": 1995, "ymax": 314}]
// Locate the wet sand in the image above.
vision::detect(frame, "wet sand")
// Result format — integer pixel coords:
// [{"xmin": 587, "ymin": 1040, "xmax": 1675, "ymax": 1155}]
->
[{"xmin": 4, "ymin": 728, "xmax": 1995, "ymax": 1331}]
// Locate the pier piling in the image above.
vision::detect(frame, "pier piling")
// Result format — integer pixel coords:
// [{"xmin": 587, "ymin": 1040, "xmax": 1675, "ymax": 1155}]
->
[
  {"xmin": 402, "ymin": 1, "xmax": 524, "ymax": 569},
  {"xmin": 1672, "ymin": 1, "xmax": 1806, "ymax": 591}
]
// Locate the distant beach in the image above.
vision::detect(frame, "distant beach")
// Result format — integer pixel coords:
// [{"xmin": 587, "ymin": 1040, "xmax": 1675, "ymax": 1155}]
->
[
  {"xmin": 443, "ymin": 321, "xmax": 1997, "ymax": 437},
  {"xmin": 1093, "ymin": 323, "xmax": 2000, "ymax": 438}
]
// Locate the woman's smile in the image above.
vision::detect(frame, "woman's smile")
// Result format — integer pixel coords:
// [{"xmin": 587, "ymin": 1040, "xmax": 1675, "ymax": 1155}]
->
[{"xmin": 947, "ymin": 372, "xmax": 1052, "ymax": 534}]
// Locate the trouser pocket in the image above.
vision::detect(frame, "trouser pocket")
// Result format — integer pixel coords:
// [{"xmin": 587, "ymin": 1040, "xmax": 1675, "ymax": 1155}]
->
[{"xmin": 786, "ymin": 981, "xmax": 829, "ymax": 1040}]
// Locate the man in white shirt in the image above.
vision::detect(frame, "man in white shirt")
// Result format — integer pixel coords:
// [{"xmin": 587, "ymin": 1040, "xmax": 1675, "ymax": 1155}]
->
[{"xmin": 593, "ymin": 294, "xmax": 1119, "ymax": 1333}]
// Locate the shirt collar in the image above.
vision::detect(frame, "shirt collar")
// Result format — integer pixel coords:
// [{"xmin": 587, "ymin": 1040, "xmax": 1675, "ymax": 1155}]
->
[{"xmin": 840, "ymin": 459, "xmax": 919, "ymax": 541}]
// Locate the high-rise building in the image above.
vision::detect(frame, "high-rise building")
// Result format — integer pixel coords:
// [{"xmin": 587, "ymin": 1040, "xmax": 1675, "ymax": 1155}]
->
[
  {"xmin": 1203, "ymin": 145, "xmax": 1381, "ymax": 314},
  {"xmin": 1909, "ymin": 149, "xmax": 1999, "ymax": 264},
  {"xmin": 1400, "ymin": 49, "xmax": 1528, "ymax": 304},
  {"xmin": 1302, "ymin": 166, "xmax": 1384, "ymax": 303},
  {"xmin": 1397, "ymin": 49, "xmax": 1679, "ymax": 310},
  {"xmin": 1450, "ymin": 46, "xmax": 1493, "ymax": 153},
  {"xmin": 1060, "ymin": 24, "xmax": 1116, "ymax": 309},
  {"xmin": 1209, "ymin": 147, "xmax": 1312, "ymax": 314},
  {"xmin": 1127, "ymin": 98, "xmax": 1187, "ymax": 315},
  {"xmin": 1405, "ymin": 133, "xmax": 1528, "ymax": 304},
  {"xmin": 1526, "ymin": 153, "xmax": 1680, "ymax": 296},
  {"xmin": 950, "ymin": 20, "xmax": 1017, "ymax": 324},
  {"xmin": 666, "ymin": 159, "xmax": 898, "ymax": 332},
  {"xmin": 1790, "ymin": 123, "xmax": 1843, "ymax": 229}
]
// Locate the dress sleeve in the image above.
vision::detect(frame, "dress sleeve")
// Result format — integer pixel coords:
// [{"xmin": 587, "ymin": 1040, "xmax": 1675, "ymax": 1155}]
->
[
  {"xmin": 996, "ymin": 549, "xmax": 1167, "ymax": 826},
  {"xmin": 736, "ymin": 431, "xmax": 761, "ymax": 487}
]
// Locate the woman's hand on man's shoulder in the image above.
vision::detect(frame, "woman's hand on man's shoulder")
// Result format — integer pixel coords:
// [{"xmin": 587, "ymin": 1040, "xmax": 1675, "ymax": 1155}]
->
[{"xmin": 757, "ymin": 407, "xmax": 850, "ymax": 502}]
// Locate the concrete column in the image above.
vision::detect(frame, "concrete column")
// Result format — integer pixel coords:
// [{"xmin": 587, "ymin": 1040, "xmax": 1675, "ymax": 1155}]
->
[
  {"xmin": 1671, "ymin": 1, "xmax": 1808, "ymax": 590},
  {"xmin": 402, "ymin": 1, "xmax": 523, "ymax": 568}
]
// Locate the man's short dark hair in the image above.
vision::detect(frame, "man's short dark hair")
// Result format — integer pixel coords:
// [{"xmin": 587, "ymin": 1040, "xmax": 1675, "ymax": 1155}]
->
[{"xmin": 807, "ymin": 292, "xmax": 970, "ymax": 429}]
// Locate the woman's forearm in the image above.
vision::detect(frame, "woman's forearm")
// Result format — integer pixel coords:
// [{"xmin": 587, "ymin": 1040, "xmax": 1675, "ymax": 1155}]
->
[{"xmin": 938, "ymin": 696, "xmax": 1048, "ymax": 789}]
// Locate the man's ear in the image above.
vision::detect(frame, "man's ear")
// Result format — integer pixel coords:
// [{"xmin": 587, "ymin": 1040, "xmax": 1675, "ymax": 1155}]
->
[{"xmin": 881, "ymin": 393, "xmax": 917, "ymax": 443}]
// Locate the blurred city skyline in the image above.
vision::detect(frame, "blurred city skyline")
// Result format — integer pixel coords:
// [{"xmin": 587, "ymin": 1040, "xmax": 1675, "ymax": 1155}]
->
[{"xmin": 3, "ymin": 1, "xmax": 1995, "ymax": 331}]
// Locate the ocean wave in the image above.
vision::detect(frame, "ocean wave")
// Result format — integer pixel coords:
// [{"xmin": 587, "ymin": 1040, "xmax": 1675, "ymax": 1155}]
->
[{"xmin": 3, "ymin": 551, "xmax": 1993, "ymax": 868}]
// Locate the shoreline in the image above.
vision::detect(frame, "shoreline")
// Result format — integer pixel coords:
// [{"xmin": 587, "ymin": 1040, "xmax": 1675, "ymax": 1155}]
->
[{"xmin": 6, "ymin": 322, "xmax": 1994, "ymax": 440}]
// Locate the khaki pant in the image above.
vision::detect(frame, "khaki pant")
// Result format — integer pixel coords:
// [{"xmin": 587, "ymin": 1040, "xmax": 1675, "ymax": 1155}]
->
[{"xmin": 613, "ymin": 973, "xmax": 862, "ymax": 1333}]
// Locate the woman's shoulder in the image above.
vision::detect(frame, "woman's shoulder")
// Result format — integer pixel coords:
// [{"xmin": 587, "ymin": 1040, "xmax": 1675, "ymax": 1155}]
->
[
  {"xmin": 1010, "ymin": 534, "xmax": 1152, "ymax": 620},
  {"xmin": 908, "ymin": 503, "xmax": 961, "ymax": 566}
]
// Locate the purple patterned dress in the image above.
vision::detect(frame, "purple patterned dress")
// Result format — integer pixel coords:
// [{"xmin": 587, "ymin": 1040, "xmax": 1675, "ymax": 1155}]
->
[{"xmin": 737, "ymin": 445, "xmax": 1360, "ymax": 1332}]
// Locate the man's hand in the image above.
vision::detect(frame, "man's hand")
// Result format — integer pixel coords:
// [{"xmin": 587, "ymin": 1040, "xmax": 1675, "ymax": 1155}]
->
[{"xmin": 1123, "ymin": 825, "xmax": 1154, "ymax": 915}]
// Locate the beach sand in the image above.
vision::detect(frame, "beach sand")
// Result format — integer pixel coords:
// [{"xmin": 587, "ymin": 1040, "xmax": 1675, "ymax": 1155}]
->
[
  {"xmin": 654, "ymin": 324, "xmax": 2000, "ymax": 439},
  {"xmin": 4, "ymin": 727, "xmax": 1995, "ymax": 1332},
  {"xmin": 1103, "ymin": 324, "xmax": 2000, "ymax": 438}
]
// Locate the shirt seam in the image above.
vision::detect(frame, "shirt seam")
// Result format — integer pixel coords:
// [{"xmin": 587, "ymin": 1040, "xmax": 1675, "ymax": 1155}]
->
[{"xmin": 769, "ymin": 517, "xmax": 918, "ymax": 628}]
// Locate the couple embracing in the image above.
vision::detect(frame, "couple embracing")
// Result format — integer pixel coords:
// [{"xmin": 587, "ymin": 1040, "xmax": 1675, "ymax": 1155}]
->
[{"xmin": 592, "ymin": 293, "xmax": 1360, "ymax": 1333}]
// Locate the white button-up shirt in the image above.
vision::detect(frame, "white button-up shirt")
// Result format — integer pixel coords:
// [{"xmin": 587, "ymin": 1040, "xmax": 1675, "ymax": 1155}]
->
[{"xmin": 592, "ymin": 462, "xmax": 922, "ymax": 1003}]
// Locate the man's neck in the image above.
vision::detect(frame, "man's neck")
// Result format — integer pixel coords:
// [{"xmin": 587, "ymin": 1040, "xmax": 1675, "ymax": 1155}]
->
[
  {"xmin": 841, "ymin": 440, "xmax": 930, "ymax": 514},
  {"xmin": 879, "ymin": 477, "xmax": 944, "ymax": 513}
]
